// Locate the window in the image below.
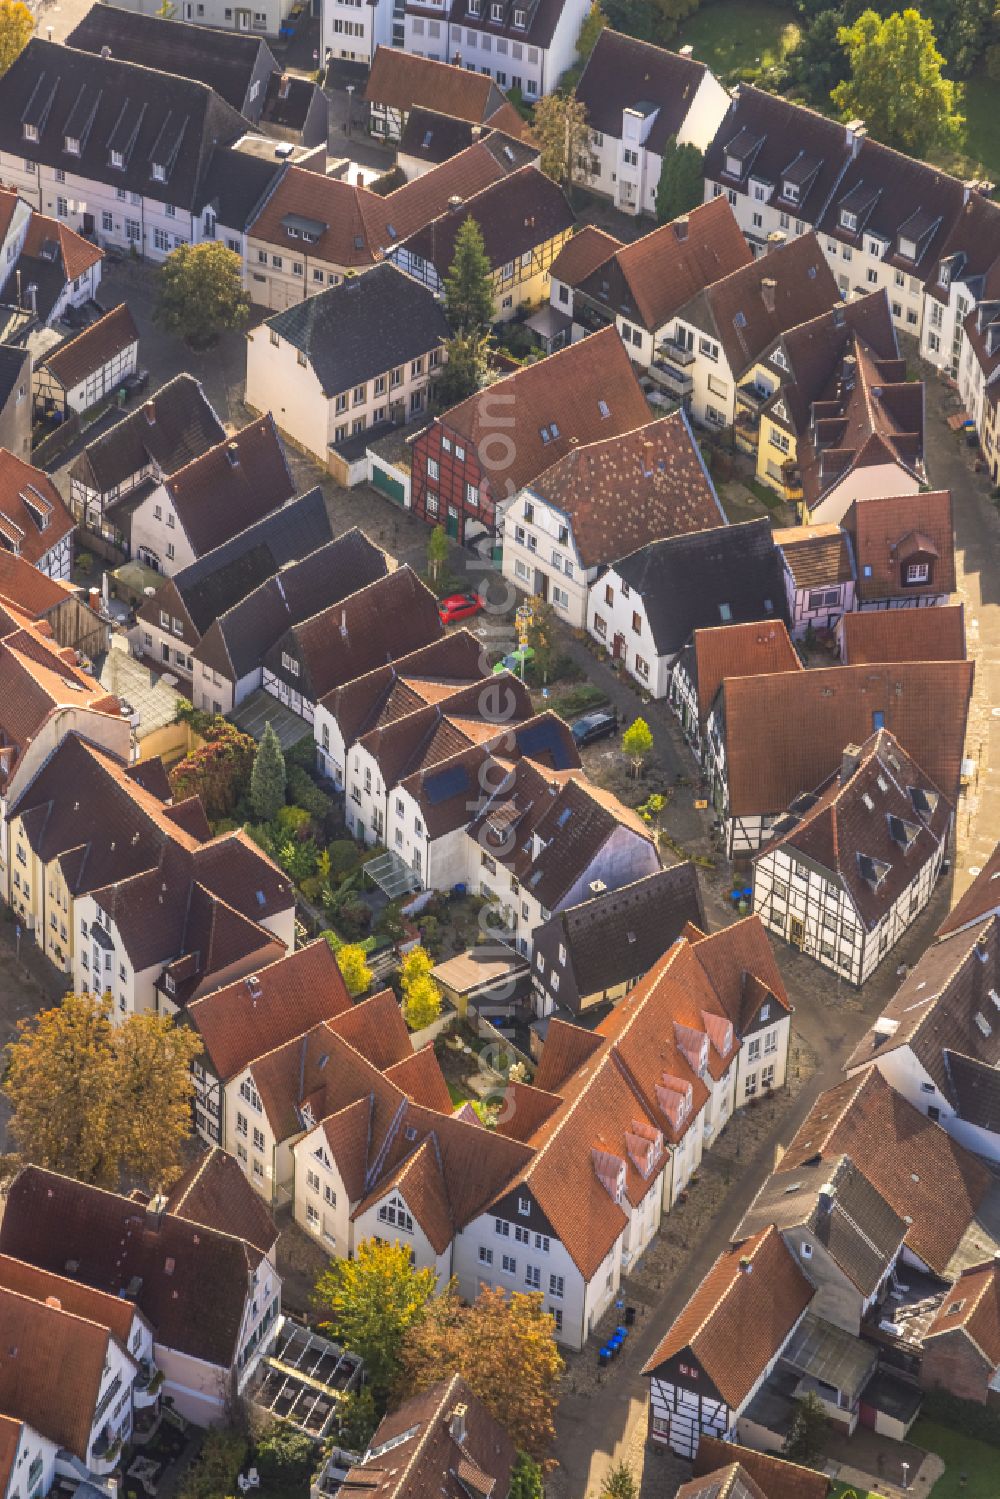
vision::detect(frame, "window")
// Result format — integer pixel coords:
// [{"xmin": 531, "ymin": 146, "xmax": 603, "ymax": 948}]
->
[
  {"xmin": 514, "ymin": 1224, "xmax": 530, "ymax": 1244},
  {"xmin": 495, "ymin": 1218, "xmax": 510, "ymax": 1236},
  {"xmin": 525, "ymin": 1265, "xmax": 540, "ymax": 1289},
  {"xmin": 306, "ymin": 1203, "xmax": 319, "ymax": 1228},
  {"xmin": 125, "ymin": 219, "xmax": 141, "ymax": 243},
  {"xmin": 501, "ymin": 1254, "xmax": 516, "ymax": 1275},
  {"xmin": 534, "ymin": 1232, "xmax": 549, "ymax": 1251},
  {"xmin": 236, "ymin": 1111, "xmax": 248, "ymax": 1138},
  {"xmin": 744, "ymin": 1073, "xmax": 758, "ymax": 1100},
  {"xmin": 906, "ymin": 562, "xmax": 929, "ymax": 584},
  {"xmin": 324, "ymin": 1184, "xmax": 336, "ymax": 1206},
  {"xmin": 635, "ymin": 655, "xmax": 649, "ymax": 680},
  {"xmin": 518, "ymin": 1195, "xmax": 530, "ymax": 1215},
  {"xmin": 56, "ymin": 196, "xmax": 68, "ymax": 219},
  {"xmin": 154, "ymin": 227, "xmax": 169, "ymax": 253},
  {"xmin": 427, "ymin": 457, "xmax": 439, "ymax": 480},
  {"xmin": 281, "ymin": 651, "xmax": 300, "ymax": 677},
  {"xmin": 479, "ymin": 1246, "xmax": 494, "ymax": 1265},
  {"xmin": 548, "ymin": 1273, "xmax": 564, "ymax": 1297},
  {"xmin": 307, "ymin": 1170, "xmax": 320, "ymax": 1192},
  {"xmin": 631, "ymin": 611, "xmax": 641, "ymax": 635},
  {"xmin": 101, "ymin": 210, "xmax": 114, "ymax": 233},
  {"xmin": 698, "ymin": 336, "xmax": 719, "ymax": 362},
  {"xmin": 253, "ymin": 1127, "xmax": 265, "ymax": 1152}
]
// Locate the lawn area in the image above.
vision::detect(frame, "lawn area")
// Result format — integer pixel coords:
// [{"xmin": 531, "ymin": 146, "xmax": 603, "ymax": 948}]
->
[
  {"xmin": 675, "ymin": 0, "xmax": 801, "ymax": 79},
  {"xmin": 927, "ymin": 70, "xmax": 1000, "ymax": 183},
  {"xmin": 909, "ymin": 1418, "xmax": 1000, "ymax": 1499}
]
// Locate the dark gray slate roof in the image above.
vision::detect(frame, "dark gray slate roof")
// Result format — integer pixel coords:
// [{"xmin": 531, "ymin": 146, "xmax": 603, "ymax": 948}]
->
[
  {"xmin": 66, "ymin": 5, "xmax": 270, "ymax": 112},
  {"xmin": 198, "ymin": 145, "xmax": 286, "ymax": 232},
  {"xmin": 70, "ymin": 374, "xmax": 225, "ymax": 494},
  {"xmin": 0, "ymin": 345, "xmax": 29, "ymax": 408},
  {"xmin": 541, "ymin": 865, "xmax": 704, "ymax": 1000},
  {"xmin": 575, "ymin": 30, "xmax": 711, "ymax": 157},
  {"xmin": 1, "ymin": 38, "xmax": 248, "ymax": 214},
  {"xmin": 195, "ymin": 527, "xmax": 387, "ymax": 681},
  {"xmin": 613, "ymin": 517, "xmax": 787, "ymax": 657},
  {"xmin": 166, "ymin": 487, "xmax": 334, "ymax": 635},
  {"xmin": 265, "ymin": 262, "xmax": 452, "ymax": 399}
]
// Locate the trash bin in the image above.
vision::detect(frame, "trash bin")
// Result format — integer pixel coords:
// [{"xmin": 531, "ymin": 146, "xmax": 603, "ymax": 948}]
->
[
  {"xmin": 598, "ymin": 1347, "xmax": 610, "ymax": 1367},
  {"xmin": 625, "ymin": 1306, "xmax": 636, "ymax": 1326}
]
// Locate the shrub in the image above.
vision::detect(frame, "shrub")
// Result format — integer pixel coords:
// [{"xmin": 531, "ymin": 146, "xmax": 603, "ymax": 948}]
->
[
  {"xmin": 920, "ymin": 1388, "xmax": 1000, "ymax": 1444},
  {"xmin": 328, "ymin": 841, "xmax": 361, "ymax": 879}
]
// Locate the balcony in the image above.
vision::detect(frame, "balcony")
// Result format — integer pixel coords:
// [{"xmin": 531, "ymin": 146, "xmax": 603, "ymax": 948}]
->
[
  {"xmin": 736, "ymin": 380, "xmax": 772, "ymax": 413},
  {"xmin": 734, "ymin": 412, "xmax": 759, "ymax": 455},
  {"xmin": 655, "ymin": 338, "xmax": 695, "ymax": 367},
  {"xmin": 133, "ymin": 1360, "xmax": 163, "ymax": 1408},
  {"xmin": 647, "ymin": 357, "xmax": 693, "ymax": 400},
  {"xmin": 90, "ymin": 1429, "xmax": 123, "ymax": 1476},
  {"xmin": 781, "ymin": 460, "xmax": 803, "ymax": 503}
]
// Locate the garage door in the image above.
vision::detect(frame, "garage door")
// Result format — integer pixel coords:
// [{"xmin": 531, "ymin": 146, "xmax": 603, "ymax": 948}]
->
[{"xmin": 370, "ymin": 461, "xmax": 408, "ymax": 508}]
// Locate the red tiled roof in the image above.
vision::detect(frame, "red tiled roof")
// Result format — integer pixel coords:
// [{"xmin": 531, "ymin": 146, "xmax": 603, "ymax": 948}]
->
[
  {"xmin": 0, "ymin": 450, "xmax": 75, "ymax": 569},
  {"xmin": 843, "ymin": 490, "xmax": 955, "ymax": 602},
  {"xmin": 840, "ymin": 603, "xmax": 966, "ymax": 664},
  {"xmin": 40, "ymin": 303, "xmax": 138, "ymax": 390},
  {"xmin": 691, "ymin": 619, "xmax": 801, "ymax": 726},
  {"xmin": 642, "ymin": 1226, "xmax": 814, "ymax": 1407},
  {"xmin": 924, "ymin": 1260, "xmax": 1000, "ymax": 1367}
]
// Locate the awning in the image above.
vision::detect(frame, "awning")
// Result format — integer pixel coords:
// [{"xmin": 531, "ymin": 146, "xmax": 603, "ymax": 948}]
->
[{"xmin": 363, "ymin": 848, "xmax": 422, "ymax": 898}]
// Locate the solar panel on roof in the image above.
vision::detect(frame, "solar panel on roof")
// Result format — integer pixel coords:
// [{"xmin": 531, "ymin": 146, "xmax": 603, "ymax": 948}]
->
[
  {"xmin": 516, "ymin": 718, "xmax": 575, "ymax": 770},
  {"xmin": 424, "ymin": 764, "xmax": 470, "ymax": 805}
]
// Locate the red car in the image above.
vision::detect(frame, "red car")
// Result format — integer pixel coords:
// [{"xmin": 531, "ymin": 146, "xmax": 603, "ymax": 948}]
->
[{"xmin": 438, "ymin": 590, "xmax": 484, "ymax": 624}]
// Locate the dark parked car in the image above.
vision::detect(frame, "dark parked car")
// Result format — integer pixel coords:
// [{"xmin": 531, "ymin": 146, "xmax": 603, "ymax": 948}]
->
[{"xmin": 571, "ymin": 708, "xmax": 619, "ymax": 747}]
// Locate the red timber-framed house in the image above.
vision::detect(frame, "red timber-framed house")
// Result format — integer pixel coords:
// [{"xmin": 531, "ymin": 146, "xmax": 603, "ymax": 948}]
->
[{"xmin": 408, "ymin": 325, "xmax": 650, "ymax": 550}]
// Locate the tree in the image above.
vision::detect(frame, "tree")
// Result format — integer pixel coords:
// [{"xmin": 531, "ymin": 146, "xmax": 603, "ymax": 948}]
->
[
  {"xmin": 254, "ymin": 1421, "xmax": 315, "ymax": 1493},
  {"xmin": 602, "ymin": 0, "xmax": 698, "ymax": 44},
  {"xmin": 178, "ymin": 1427, "xmax": 248, "ymax": 1499},
  {"xmin": 251, "ymin": 723, "xmax": 287, "ymax": 823},
  {"xmin": 601, "ymin": 1462, "xmax": 638, "ymax": 1499},
  {"xmin": 402, "ymin": 974, "xmax": 443, "ymax": 1031},
  {"xmin": 576, "ymin": 1, "xmax": 606, "ymax": 59},
  {"xmin": 525, "ymin": 596, "xmax": 556, "ymax": 682},
  {"xmin": 398, "ymin": 1286, "xmax": 563, "ymax": 1459},
  {"xmin": 169, "ymin": 718, "xmax": 256, "ymax": 821},
  {"xmin": 786, "ymin": 10, "xmax": 850, "ymax": 107},
  {"xmin": 621, "ymin": 717, "xmax": 653, "ymax": 778},
  {"xmin": 655, "ymin": 138, "xmax": 705, "ymax": 224},
  {"xmin": 435, "ymin": 331, "xmax": 490, "ymax": 406},
  {"xmin": 509, "ymin": 1454, "xmax": 544, "ymax": 1499},
  {"xmin": 155, "ymin": 240, "xmax": 250, "ymax": 349},
  {"xmin": 0, "ymin": 1, "xmax": 33, "ymax": 77},
  {"xmin": 532, "ymin": 93, "xmax": 592, "ymax": 193},
  {"xmin": 337, "ymin": 1387, "xmax": 379, "ymax": 1453},
  {"xmin": 335, "ymin": 943, "xmax": 372, "ymax": 998},
  {"xmin": 427, "ymin": 524, "xmax": 450, "ymax": 585},
  {"xmin": 3, "ymin": 993, "xmax": 201, "ymax": 1191},
  {"xmin": 783, "ymin": 1391, "xmax": 828, "ymax": 1464},
  {"xmin": 832, "ymin": 9, "xmax": 963, "ymax": 154},
  {"xmin": 444, "ymin": 217, "xmax": 495, "ymax": 335},
  {"xmin": 314, "ymin": 1240, "xmax": 437, "ymax": 1399}
]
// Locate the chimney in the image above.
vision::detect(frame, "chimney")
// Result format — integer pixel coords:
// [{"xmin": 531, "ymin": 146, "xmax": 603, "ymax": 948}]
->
[
  {"xmin": 641, "ymin": 439, "xmax": 654, "ymax": 476},
  {"xmin": 226, "ymin": 441, "xmax": 240, "ymax": 467},
  {"xmin": 278, "ymin": 73, "xmax": 291, "ymax": 99},
  {"xmin": 678, "ymin": 43, "xmax": 694, "ymax": 57},
  {"xmin": 589, "ymin": 879, "xmax": 607, "ymax": 896},
  {"xmin": 817, "ymin": 1181, "xmax": 836, "ymax": 1214},
  {"xmin": 841, "ymin": 743, "xmax": 862, "ymax": 783},
  {"xmin": 738, "ymin": 1256, "xmax": 754, "ymax": 1274},
  {"xmin": 144, "ymin": 400, "xmax": 156, "ymax": 425},
  {"xmin": 673, "ymin": 215, "xmax": 689, "ymax": 242},
  {"xmin": 340, "ymin": 607, "xmax": 349, "ymax": 639},
  {"xmin": 761, "ymin": 277, "xmax": 777, "ymax": 314},
  {"xmin": 27, "ymin": 283, "xmax": 36, "ymax": 316},
  {"xmin": 100, "ymin": 44, "xmax": 111, "ymax": 58},
  {"xmin": 44, "ymin": 1295, "xmax": 62, "ymax": 1310},
  {"xmin": 145, "ymin": 1194, "xmax": 168, "ymax": 1233},
  {"xmin": 840, "ymin": 353, "xmax": 857, "ymax": 392},
  {"xmin": 447, "ymin": 194, "xmax": 464, "ymax": 213},
  {"xmin": 449, "ymin": 1404, "xmax": 468, "ymax": 1446},
  {"xmin": 766, "ymin": 230, "xmax": 786, "ymax": 254},
  {"xmin": 845, "ymin": 119, "xmax": 866, "ymax": 158}
]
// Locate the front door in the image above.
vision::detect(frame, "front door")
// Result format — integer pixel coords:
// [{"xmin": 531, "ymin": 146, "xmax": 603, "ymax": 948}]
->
[
  {"xmin": 534, "ymin": 570, "xmax": 549, "ymax": 602},
  {"xmin": 446, "ymin": 505, "xmax": 460, "ymax": 540},
  {"xmin": 788, "ymin": 915, "xmax": 805, "ymax": 948},
  {"xmin": 235, "ymin": 7, "xmax": 250, "ymax": 27},
  {"xmin": 612, "ymin": 632, "xmax": 625, "ymax": 662}
]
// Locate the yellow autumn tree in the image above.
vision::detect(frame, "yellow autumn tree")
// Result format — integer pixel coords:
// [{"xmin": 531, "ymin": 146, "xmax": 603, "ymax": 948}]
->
[
  {"xmin": 0, "ymin": 1, "xmax": 33, "ymax": 79},
  {"xmin": 400, "ymin": 947, "xmax": 442, "ymax": 1030},
  {"xmin": 314, "ymin": 1239, "xmax": 437, "ymax": 1399},
  {"xmin": 3, "ymin": 992, "xmax": 201, "ymax": 1190}
]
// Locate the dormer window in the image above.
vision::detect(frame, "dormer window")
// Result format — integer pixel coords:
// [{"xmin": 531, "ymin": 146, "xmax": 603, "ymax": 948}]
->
[
  {"xmin": 517, "ymin": 1195, "xmax": 530, "ymax": 1215},
  {"xmin": 840, "ymin": 209, "xmax": 857, "ymax": 232},
  {"xmin": 491, "ymin": 0, "xmax": 503, "ymax": 16},
  {"xmin": 938, "ymin": 265, "xmax": 951, "ymax": 289},
  {"xmin": 64, "ymin": 136, "xmax": 80, "ymax": 156},
  {"xmin": 725, "ymin": 154, "xmax": 740, "ymax": 177},
  {"xmin": 22, "ymin": 123, "xmax": 37, "ymax": 143},
  {"xmin": 783, "ymin": 181, "xmax": 799, "ymax": 203},
  {"xmin": 899, "ymin": 236, "xmax": 917, "ymax": 260},
  {"xmin": 110, "ymin": 149, "xmax": 124, "ymax": 169},
  {"xmin": 468, "ymin": 0, "xmax": 480, "ymax": 13},
  {"xmin": 152, "ymin": 163, "xmax": 166, "ymax": 183},
  {"xmin": 513, "ymin": 6, "xmax": 525, "ymax": 22}
]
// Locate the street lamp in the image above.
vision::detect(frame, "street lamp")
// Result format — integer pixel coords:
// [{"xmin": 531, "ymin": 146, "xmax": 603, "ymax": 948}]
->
[
  {"xmin": 345, "ymin": 83, "xmax": 355, "ymax": 138},
  {"xmin": 901, "ymin": 1461, "xmax": 910, "ymax": 1492}
]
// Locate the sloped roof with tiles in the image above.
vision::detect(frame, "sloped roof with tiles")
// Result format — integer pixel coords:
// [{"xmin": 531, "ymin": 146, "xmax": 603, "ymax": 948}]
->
[
  {"xmin": 613, "ymin": 517, "xmax": 787, "ymax": 658},
  {"xmin": 526, "ymin": 410, "xmax": 725, "ymax": 568},
  {"xmin": 70, "ymin": 373, "xmax": 225, "ymax": 494},
  {"xmin": 777, "ymin": 1069, "xmax": 992, "ymax": 1274},
  {"xmin": 0, "ymin": 1284, "xmax": 115, "ymax": 1460},
  {"xmin": 0, "ymin": 552, "xmax": 78, "ymax": 617},
  {"xmin": 772, "ymin": 525, "xmax": 854, "ymax": 590},
  {"xmin": 758, "ymin": 728, "xmax": 953, "ymax": 932},
  {"xmin": 924, "ymin": 1260, "xmax": 1000, "ymax": 1368},
  {"xmin": 719, "ymin": 659, "xmax": 973, "ymax": 813},
  {"xmin": 186, "ymin": 940, "xmax": 352, "ymax": 1082},
  {"xmin": 537, "ymin": 865, "xmax": 705, "ymax": 1001},
  {"xmin": 550, "ymin": 224, "xmax": 622, "ymax": 285},
  {"xmin": 39, "ymin": 303, "xmax": 138, "ymax": 390},
  {"xmin": 939, "ymin": 842, "xmax": 1000, "ymax": 938},
  {"xmin": 676, "ymin": 1469, "xmax": 767, "ymax": 1499},
  {"xmin": 384, "ymin": 1047, "xmax": 454, "ymax": 1115},
  {"xmin": 0, "ymin": 450, "xmax": 75, "ymax": 568},
  {"xmin": 693, "ymin": 1439, "xmax": 831, "ymax": 1499},
  {"xmin": 689, "ymin": 619, "xmax": 801, "ymax": 726},
  {"xmin": 396, "ymin": 166, "xmax": 574, "ymax": 276},
  {"xmin": 0, "ymin": 1165, "xmax": 266, "ymax": 1370},
  {"xmin": 164, "ymin": 413, "xmax": 295, "ymax": 557},
  {"xmin": 365, "ymin": 47, "xmax": 506, "ymax": 122},
  {"xmin": 342, "ymin": 1375, "xmax": 517, "ymax": 1499},
  {"xmin": 438, "ymin": 326, "xmax": 651, "ymax": 497},
  {"xmin": 772, "ymin": 291, "xmax": 899, "ymax": 436},
  {"xmin": 846, "ymin": 916, "xmax": 1000, "ymax": 1118},
  {"xmin": 575, "ymin": 30, "xmax": 714, "ymax": 155},
  {"xmin": 840, "ymin": 603, "xmax": 966, "ymax": 665},
  {"xmin": 325, "ymin": 630, "xmax": 489, "ymax": 752},
  {"xmin": 688, "ymin": 232, "xmax": 839, "ymax": 376},
  {"xmin": 0, "ymin": 1253, "xmax": 145, "ymax": 1348},
  {"xmin": 164, "ymin": 1147, "xmax": 278, "ymax": 1255},
  {"xmin": 575, "ymin": 198, "xmax": 751, "ymax": 333},
  {"xmin": 642, "ymin": 1226, "xmax": 814, "ymax": 1406},
  {"xmin": 843, "ymin": 490, "xmax": 955, "ymax": 603}
]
